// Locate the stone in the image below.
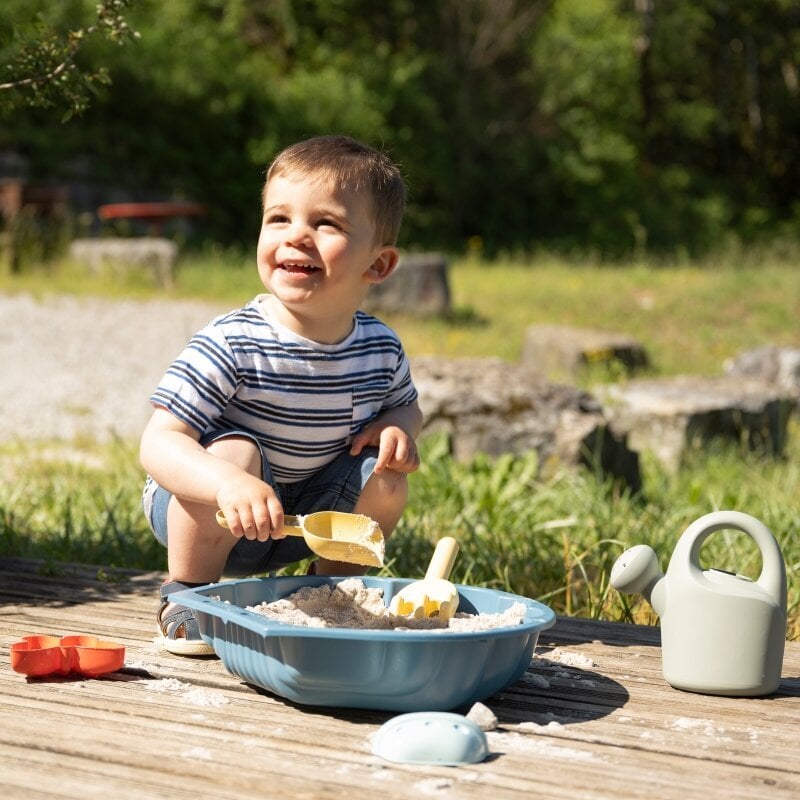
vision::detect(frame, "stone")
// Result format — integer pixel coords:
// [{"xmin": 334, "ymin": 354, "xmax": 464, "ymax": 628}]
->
[
  {"xmin": 69, "ymin": 237, "xmax": 178, "ymax": 288},
  {"xmin": 522, "ymin": 325, "xmax": 649, "ymax": 378},
  {"xmin": 411, "ymin": 355, "xmax": 641, "ymax": 490},
  {"xmin": 595, "ymin": 375, "xmax": 795, "ymax": 472},
  {"xmin": 466, "ymin": 702, "xmax": 498, "ymax": 731},
  {"xmin": 362, "ymin": 252, "xmax": 451, "ymax": 316},
  {"xmin": 724, "ymin": 346, "xmax": 800, "ymax": 398}
]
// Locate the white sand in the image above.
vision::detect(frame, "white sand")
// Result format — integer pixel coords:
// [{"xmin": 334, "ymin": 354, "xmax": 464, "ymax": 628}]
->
[{"xmin": 246, "ymin": 577, "xmax": 527, "ymax": 632}]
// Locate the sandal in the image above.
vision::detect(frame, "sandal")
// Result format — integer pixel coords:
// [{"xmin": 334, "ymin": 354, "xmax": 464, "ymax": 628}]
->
[{"xmin": 156, "ymin": 581, "xmax": 216, "ymax": 656}]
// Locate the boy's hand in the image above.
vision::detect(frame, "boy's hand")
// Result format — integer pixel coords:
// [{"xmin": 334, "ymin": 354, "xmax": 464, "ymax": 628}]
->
[
  {"xmin": 216, "ymin": 473, "xmax": 286, "ymax": 541},
  {"xmin": 350, "ymin": 423, "xmax": 420, "ymax": 474}
]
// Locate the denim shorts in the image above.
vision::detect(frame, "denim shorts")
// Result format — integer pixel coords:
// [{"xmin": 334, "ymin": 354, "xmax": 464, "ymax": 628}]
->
[{"xmin": 143, "ymin": 429, "xmax": 378, "ymax": 577}]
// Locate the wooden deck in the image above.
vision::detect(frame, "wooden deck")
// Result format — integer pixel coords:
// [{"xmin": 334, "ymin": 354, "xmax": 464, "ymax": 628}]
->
[{"xmin": 1, "ymin": 556, "xmax": 798, "ymax": 800}]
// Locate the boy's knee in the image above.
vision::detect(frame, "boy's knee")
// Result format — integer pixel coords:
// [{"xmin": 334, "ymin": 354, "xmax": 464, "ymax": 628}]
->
[
  {"xmin": 356, "ymin": 469, "xmax": 409, "ymax": 539},
  {"xmin": 367, "ymin": 469, "xmax": 408, "ymax": 505},
  {"xmin": 206, "ymin": 435, "xmax": 262, "ymax": 476}
]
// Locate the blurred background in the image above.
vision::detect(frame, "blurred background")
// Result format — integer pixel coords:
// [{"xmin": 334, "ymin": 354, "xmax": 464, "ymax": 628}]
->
[{"xmin": 2, "ymin": 0, "xmax": 798, "ymax": 262}]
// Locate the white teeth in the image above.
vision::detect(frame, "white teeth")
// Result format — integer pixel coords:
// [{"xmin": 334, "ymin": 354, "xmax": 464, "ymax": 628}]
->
[{"xmin": 281, "ymin": 262, "xmax": 318, "ymax": 271}]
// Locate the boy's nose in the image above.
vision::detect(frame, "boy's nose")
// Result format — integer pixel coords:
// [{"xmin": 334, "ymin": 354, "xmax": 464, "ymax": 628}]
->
[{"xmin": 284, "ymin": 221, "xmax": 313, "ymax": 247}]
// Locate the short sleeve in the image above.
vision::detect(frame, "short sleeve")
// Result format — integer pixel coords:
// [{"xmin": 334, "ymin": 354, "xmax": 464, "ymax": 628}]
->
[{"xmin": 149, "ymin": 324, "xmax": 239, "ymax": 434}]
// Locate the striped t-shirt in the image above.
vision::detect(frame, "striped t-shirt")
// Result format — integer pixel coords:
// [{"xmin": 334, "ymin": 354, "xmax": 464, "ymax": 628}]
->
[{"xmin": 148, "ymin": 295, "xmax": 418, "ymax": 484}]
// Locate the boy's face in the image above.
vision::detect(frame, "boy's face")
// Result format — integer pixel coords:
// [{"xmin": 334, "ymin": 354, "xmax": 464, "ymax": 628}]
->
[{"xmin": 256, "ymin": 174, "xmax": 397, "ymax": 337}]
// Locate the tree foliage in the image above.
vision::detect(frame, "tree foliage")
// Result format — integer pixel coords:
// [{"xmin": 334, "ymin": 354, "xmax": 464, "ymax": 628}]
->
[
  {"xmin": 1, "ymin": 0, "xmax": 797, "ymax": 256},
  {"xmin": 0, "ymin": 0, "xmax": 138, "ymax": 119}
]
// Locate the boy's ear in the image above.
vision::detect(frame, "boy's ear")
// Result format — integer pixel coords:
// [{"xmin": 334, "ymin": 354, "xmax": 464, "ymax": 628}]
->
[{"xmin": 365, "ymin": 247, "xmax": 400, "ymax": 284}]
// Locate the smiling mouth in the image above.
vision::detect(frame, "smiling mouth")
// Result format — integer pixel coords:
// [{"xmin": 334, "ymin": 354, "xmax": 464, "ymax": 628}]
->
[{"xmin": 279, "ymin": 262, "xmax": 320, "ymax": 275}]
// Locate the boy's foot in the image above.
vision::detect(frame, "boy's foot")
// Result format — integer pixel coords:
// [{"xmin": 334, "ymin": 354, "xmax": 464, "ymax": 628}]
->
[{"xmin": 156, "ymin": 580, "xmax": 216, "ymax": 656}]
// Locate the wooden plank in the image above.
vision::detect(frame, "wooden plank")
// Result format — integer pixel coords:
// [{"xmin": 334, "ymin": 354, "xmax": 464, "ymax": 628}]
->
[{"xmin": 1, "ymin": 558, "xmax": 798, "ymax": 800}]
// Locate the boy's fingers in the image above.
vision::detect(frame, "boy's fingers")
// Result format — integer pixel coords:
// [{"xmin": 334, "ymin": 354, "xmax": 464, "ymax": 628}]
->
[
  {"xmin": 267, "ymin": 501, "xmax": 286, "ymax": 540},
  {"xmin": 404, "ymin": 447, "xmax": 420, "ymax": 471},
  {"xmin": 220, "ymin": 497, "xmax": 276, "ymax": 541},
  {"xmin": 386, "ymin": 432, "xmax": 418, "ymax": 471},
  {"xmin": 350, "ymin": 432, "xmax": 367, "ymax": 456},
  {"xmin": 373, "ymin": 441, "xmax": 394, "ymax": 473},
  {"xmin": 237, "ymin": 511, "xmax": 256, "ymax": 539},
  {"xmin": 394, "ymin": 436, "xmax": 411, "ymax": 464},
  {"xmin": 252, "ymin": 508, "xmax": 273, "ymax": 541},
  {"xmin": 221, "ymin": 506, "xmax": 251, "ymax": 538}
]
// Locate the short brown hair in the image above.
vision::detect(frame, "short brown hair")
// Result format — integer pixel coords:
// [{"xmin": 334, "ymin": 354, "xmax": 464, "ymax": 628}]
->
[{"xmin": 264, "ymin": 135, "xmax": 406, "ymax": 245}]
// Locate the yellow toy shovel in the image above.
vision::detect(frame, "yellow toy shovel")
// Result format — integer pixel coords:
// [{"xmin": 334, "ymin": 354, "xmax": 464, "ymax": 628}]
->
[
  {"xmin": 390, "ymin": 537, "xmax": 460, "ymax": 620},
  {"xmin": 216, "ymin": 509, "xmax": 384, "ymax": 568}
]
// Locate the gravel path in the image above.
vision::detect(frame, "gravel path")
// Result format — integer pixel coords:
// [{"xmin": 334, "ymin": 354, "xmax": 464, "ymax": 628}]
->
[{"xmin": 1, "ymin": 293, "xmax": 233, "ymax": 443}]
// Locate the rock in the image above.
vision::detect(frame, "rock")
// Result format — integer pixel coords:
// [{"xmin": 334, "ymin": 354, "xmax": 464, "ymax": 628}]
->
[
  {"xmin": 724, "ymin": 346, "xmax": 800, "ymax": 398},
  {"xmin": 69, "ymin": 237, "xmax": 178, "ymax": 288},
  {"xmin": 411, "ymin": 356, "xmax": 641, "ymax": 490},
  {"xmin": 362, "ymin": 252, "xmax": 451, "ymax": 316},
  {"xmin": 466, "ymin": 702, "xmax": 498, "ymax": 731},
  {"xmin": 595, "ymin": 375, "xmax": 795, "ymax": 472},
  {"xmin": 522, "ymin": 325, "xmax": 649, "ymax": 378}
]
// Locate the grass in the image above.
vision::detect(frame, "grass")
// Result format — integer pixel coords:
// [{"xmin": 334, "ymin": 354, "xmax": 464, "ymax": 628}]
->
[
  {"xmin": 382, "ymin": 256, "xmax": 800, "ymax": 378},
  {"xmin": 1, "ymin": 249, "xmax": 798, "ymax": 636},
  {"xmin": 2, "ymin": 426, "xmax": 798, "ymax": 636},
  {"xmin": 0, "ymin": 439, "xmax": 163, "ymax": 572}
]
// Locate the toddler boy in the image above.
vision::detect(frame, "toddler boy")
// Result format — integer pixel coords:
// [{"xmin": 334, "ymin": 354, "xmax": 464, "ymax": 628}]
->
[{"xmin": 140, "ymin": 135, "xmax": 422, "ymax": 654}]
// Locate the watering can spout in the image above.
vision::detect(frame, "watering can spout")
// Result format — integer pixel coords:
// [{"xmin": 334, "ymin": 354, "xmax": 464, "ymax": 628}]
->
[{"xmin": 610, "ymin": 544, "xmax": 666, "ymax": 616}]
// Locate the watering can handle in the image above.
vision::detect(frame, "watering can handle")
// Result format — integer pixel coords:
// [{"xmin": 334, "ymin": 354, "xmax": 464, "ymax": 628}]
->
[{"xmin": 670, "ymin": 510, "xmax": 786, "ymax": 612}]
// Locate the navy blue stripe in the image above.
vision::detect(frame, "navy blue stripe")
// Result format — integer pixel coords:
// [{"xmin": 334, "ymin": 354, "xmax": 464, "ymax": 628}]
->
[
  {"xmin": 151, "ymin": 393, "xmax": 211, "ymax": 432},
  {"xmin": 166, "ymin": 362, "xmax": 228, "ymax": 411},
  {"xmin": 228, "ymin": 399, "xmax": 353, "ymax": 427}
]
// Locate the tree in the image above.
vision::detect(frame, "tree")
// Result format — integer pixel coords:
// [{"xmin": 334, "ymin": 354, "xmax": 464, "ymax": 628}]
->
[
  {"xmin": 0, "ymin": 0, "xmax": 138, "ymax": 119},
  {"xmin": 0, "ymin": 0, "xmax": 796, "ymax": 257}
]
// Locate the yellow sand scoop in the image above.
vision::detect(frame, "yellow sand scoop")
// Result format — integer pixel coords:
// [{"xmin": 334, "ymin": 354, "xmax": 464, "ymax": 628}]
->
[
  {"xmin": 216, "ymin": 509, "xmax": 385, "ymax": 568},
  {"xmin": 390, "ymin": 537, "xmax": 460, "ymax": 620}
]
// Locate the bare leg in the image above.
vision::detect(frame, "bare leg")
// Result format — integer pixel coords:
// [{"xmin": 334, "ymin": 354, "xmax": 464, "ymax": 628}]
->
[
  {"xmin": 165, "ymin": 435, "xmax": 263, "ymax": 583},
  {"xmin": 313, "ymin": 469, "xmax": 408, "ymax": 576},
  {"xmin": 157, "ymin": 436, "xmax": 266, "ymax": 652}
]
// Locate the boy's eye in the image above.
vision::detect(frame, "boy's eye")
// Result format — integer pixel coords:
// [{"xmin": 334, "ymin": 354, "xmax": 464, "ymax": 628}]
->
[{"xmin": 265, "ymin": 213, "xmax": 289, "ymax": 225}]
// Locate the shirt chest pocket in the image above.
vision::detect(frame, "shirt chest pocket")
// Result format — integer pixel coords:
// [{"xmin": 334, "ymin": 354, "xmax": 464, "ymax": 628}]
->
[{"xmin": 351, "ymin": 378, "xmax": 392, "ymax": 433}]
